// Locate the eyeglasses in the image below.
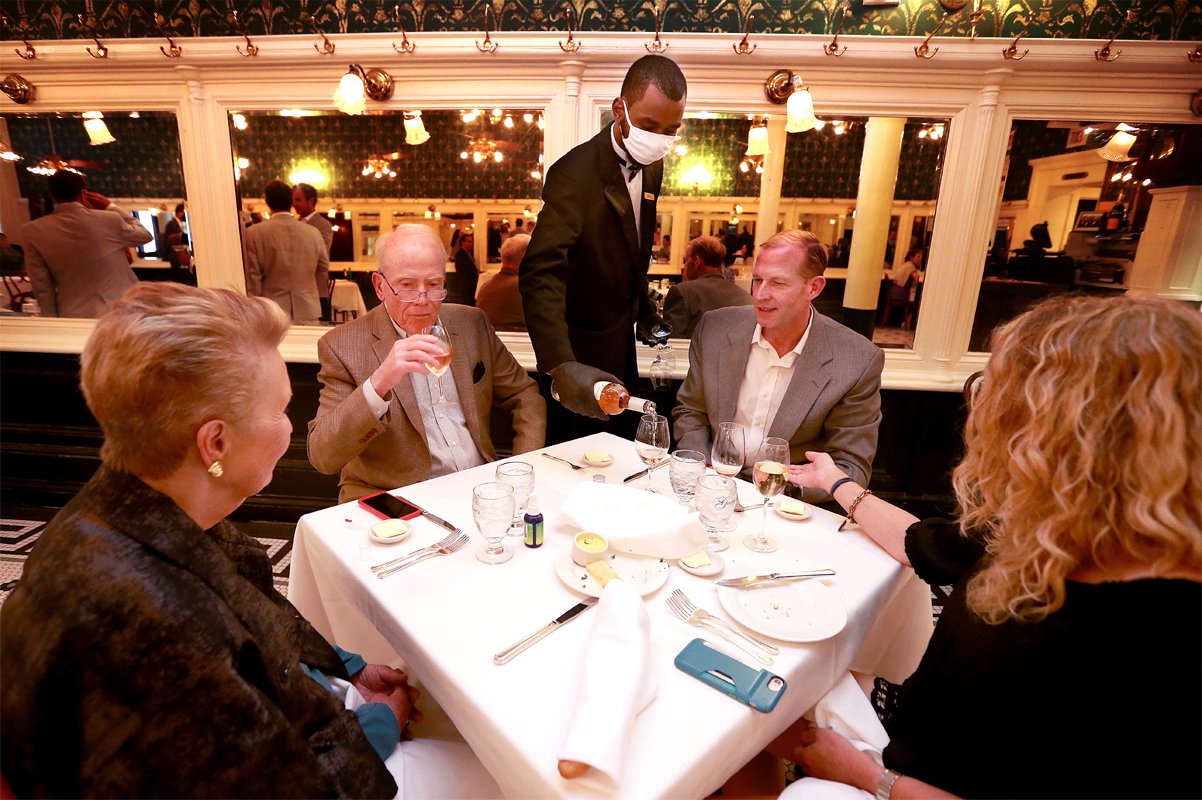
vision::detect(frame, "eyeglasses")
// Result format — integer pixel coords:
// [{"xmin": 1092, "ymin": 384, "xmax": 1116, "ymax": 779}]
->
[{"xmin": 376, "ymin": 272, "xmax": 448, "ymax": 303}]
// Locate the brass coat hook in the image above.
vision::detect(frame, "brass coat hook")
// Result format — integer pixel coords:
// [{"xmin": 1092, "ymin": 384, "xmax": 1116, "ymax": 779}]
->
[
  {"xmin": 914, "ymin": 13, "xmax": 949, "ymax": 59},
  {"xmin": 231, "ymin": 12, "xmax": 259, "ymax": 57},
  {"xmin": 1002, "ymin": 26, "xmax": 1029, "ymax": 60},
  {"xmin": 392, "ymin": 5, "xmax": 415, "ymax": 53},
  {"xmin": 303, "ymin": 13, "xmax": 335, "ymax": 55},
  {"xmin": 77, "ymin": 14, "xmax": 109, "ymax": 59},
  {"xmin": 1189, "ymin": 46, "xmax": 1202, "ymax": 63},
  {"xmin": 1095, "ymin": 10, "xmax": 1135, "ymax": 62},
  {"xmin": 968, "ymin": 0, "xmax": 983, "ymax": 41},
  {"xmin": 17, "ymin": 38, "xmax": 36, "ymax": 60},
  {"xmin": 733, "ymin": 13, "xmax": 756, "ymax": 54},
  {"xmin": 645, "ymin": 4, "xmax": 668, "ymax": 53},
  {"xmin": 155, "ymin": 14, "xmax": 182, "ymax": 58},
  {"xmin": 824, "ymin": 7, "xmax": 848, "ymax": 57},
  {"xmin": 476, "ymin": 5, "xmax": 499, "ymax": 53},
  {"xmin": 559, "ymin": 3, "xmax": 581, "ymax": 52}
]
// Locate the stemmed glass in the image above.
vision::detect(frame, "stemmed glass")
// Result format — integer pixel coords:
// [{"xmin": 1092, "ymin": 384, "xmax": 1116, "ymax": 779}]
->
[
  {"xmin": 745, "ymin": 437, "xmax": 789, "ymax": 554},
  {"xmin": 711, "ymin": 422, "xmax": 746, "ymax": 479},
  {"xmin": 649, "ymin": 323, "xmax": 674, "ymax": 391},
  {"xmin": 421, "ymin": 321, "xmax": 453, "ymax": 404},
  {"xmin": 472, "ymin": 482, "xmax": 515, "ymax": 564},
  {"xmin": 694, "ymin": 474, "xmax": 736, "ymax": 552},
  {"xmin": 634, "ymin": 414, "xmax": 670, "ymax": 492},
  {"xmin": 496, "ymin": 461, "xmax": 534, "ymax": 538}
]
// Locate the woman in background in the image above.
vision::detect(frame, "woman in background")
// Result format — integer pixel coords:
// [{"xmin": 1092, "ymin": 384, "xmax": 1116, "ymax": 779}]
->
[
  {"xmin": 0, "ymin": 283, "xmax": 497, "ymax": 798},
  {"xmin": 774, "ymin": 294, "xmax": 1200, "ymax": 799}
]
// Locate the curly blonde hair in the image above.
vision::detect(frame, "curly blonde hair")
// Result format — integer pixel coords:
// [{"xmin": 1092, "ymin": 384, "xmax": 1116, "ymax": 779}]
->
[
  {"xmin": 955, "ymin": 294, "xmax": 1201, "ymax": 624},
  {"xmin": 81, "ymin": 283, "xmax": 290, "ymax": 480}
]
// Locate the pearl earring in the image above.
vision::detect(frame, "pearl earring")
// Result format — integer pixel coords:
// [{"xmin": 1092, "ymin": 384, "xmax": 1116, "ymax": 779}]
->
[{"xmin": 207, "ymin": 460, "xmax": 224, "ymax": 478}]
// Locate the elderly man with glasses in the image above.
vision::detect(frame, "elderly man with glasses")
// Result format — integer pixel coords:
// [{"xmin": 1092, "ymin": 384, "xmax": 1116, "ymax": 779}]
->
[{"xmin": 308, "ymin": 224, "xmax": 545, "ymax": 502}]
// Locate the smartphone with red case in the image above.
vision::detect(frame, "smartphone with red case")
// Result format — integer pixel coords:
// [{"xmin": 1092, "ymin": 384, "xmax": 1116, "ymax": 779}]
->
[{"xmin": 358, "ymin": 491, "xmax": 423, "ymax": 520}]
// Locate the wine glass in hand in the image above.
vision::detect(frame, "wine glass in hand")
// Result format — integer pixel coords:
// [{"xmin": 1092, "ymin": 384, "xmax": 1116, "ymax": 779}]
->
[
  {"xmin": 634, "ymin": 414, "xmax": 670, "ymax": 492},
  {"xmin": 420, "ymin": 322, "xmax": 453, "ymax": 403},
  {"xmin": 711, "ymin": 422, "xmax": 745, "ymax": 479},
  {"xmin": 745, "ymin": 437, "xmax": 789, "ymax": 554}
]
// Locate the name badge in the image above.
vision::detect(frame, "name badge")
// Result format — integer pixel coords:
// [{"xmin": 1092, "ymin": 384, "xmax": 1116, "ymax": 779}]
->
[{"xmin": 644, "ymin": 192, "xmax": 656, "ymax": 201}]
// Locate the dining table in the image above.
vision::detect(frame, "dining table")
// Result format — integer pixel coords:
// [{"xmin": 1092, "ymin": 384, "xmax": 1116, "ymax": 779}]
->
[
  {"xmin": 288, "ymin": 431, "xmax": 933, "ymax": 799},
  {"xmin": 330, "ymin": 277, "xmax": 367, "ymax": 321}
]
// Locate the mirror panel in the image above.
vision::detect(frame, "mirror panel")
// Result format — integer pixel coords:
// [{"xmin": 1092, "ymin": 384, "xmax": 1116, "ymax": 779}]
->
[
  {"xmin": 0, "ymin": 111, "xmax": 190, "ymax": 318},
  {"xmin": 973, "ymin": 119, "xmax": 1201, "ymax": 351}
]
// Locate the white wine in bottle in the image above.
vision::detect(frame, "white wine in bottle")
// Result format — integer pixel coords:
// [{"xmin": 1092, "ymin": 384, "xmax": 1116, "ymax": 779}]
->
[{"xmin": 593, "ymin": 382, "xmax": 656, "ymax": 416}]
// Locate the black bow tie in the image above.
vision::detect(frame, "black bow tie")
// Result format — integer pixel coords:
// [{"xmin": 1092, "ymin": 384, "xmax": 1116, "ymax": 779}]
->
[{"xmin": 617, "ymin": 156, "xmax": 644, "ymax": 182}]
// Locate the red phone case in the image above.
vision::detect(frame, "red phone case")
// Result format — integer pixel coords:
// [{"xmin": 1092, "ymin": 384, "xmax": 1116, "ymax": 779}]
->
[{"xmin": 358, "ymin": 491, "xmax": 423, "ymax": 520}]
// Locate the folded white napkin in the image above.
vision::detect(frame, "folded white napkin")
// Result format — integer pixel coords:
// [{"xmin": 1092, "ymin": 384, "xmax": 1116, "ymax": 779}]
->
[
  {"xmin": 557, "ymin": 481, "xmax": 707, "ymax": 559},
  {"xmin": 557, "ymin": 580, "xmax": 657, "ymax": 792},
  {"xmin": 809, "ymin": 672, "xmax": 889, "ymax": 759}
]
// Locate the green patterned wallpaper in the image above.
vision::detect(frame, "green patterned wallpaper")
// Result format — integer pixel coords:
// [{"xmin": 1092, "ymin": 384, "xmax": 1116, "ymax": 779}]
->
[
  {"xmin": 230, "ymin": 110, "xmax": 543, "ymax": 199},
  {"xmin": 3, "ymin": 1, "xmax": 1197, "ymax": 42},
  {"xmin": 4, "ymin": 112, "xmax": 186, "ymax": 200}
]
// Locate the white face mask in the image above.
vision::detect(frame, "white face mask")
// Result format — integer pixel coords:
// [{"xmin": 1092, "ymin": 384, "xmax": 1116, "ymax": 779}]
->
[{"xmin": 620, "ymin": 99, "xmax": 679, "ymax": 166}]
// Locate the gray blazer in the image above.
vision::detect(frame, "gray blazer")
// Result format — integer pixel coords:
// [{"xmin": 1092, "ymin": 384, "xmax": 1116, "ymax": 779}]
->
[
  {"xmin": 673, "ymin": 305, "xmax": 884, "ymax": 501},
  {"xmin": 21, "ymin": 202, "xmax": 151, "ymax": 318},
  {"xmin": 662, "ymin": 273, "xmax": 753, "ymax": 339},
  {"xmin": 303, "ymin": 213, "xmax": 335, "ymax": 300},
  {"xmin": 244, "ymin": 214, "xmax": 329, "ymax": 323}
]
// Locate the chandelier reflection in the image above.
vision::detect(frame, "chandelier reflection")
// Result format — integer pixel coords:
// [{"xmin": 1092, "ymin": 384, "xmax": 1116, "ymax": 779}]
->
[
  {"xmin": 362, "ymin": 156, "xmax": 397, "ymax": 179},
  {"xmin": 461, "ymin": 137, "xmax": 504, "ymax": 164}
]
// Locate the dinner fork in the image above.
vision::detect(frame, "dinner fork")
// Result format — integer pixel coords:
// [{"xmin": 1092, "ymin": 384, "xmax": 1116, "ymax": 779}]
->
[
  {"xmin": 375, "ymin": 532, "xmax": 469, "ymax": 579},
  {"xmin": 666, "ymin": 589, "xmax": 779, "ymax": 666},
  {"xmin": 734, "ymin": 501, "xmax": 765, "ymax": 513},
  {"xmin": 541, "ymin": 452, "xmax": 586, "ymax": 470},
  {"xmin": 372, "ymin": 531, "xmax": 465, "ymax": 573}
]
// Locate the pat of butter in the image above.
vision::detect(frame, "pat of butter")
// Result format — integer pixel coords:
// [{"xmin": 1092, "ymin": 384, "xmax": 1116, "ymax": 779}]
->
[
  {"xmin": 779, "ymin": 498, "xmax": 807, "ymax": 516},
  {"xmin": 583, "ymin": 450, "xmax": 613, "ymax": 466},
  {"xmin": 681, "ymin": 550, "xmax": 712, "ymax": 569},
  {"xmin": 371, "ymin": 518, "xmax": 409, "ymax": 539},
  {"xmin": 586, "ymin": 559, "xmax": 620, "ymax": 587}
]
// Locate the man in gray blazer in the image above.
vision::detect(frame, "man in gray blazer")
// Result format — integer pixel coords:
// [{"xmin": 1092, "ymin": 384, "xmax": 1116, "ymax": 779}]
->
[
  {"xmin": 244, "ymin": 180, "xmax": 328, "ymax": 324},
  {"xmin": 308, "ymin": 224, "xmax": 545, "ymax": 502},
  {"xmin": 661, "ymin": 235, "xmax": 752, "ymax": 338},
  {"xmin": 21, "ymin": 171, "xmax": 152, "ymax": 318},
  {"xmin": 293, "ymin": 182, "xmax": 334, "ymax": 320},
  {"xmin": 673, "ymin": 231, "xmax": 883, "ymax": 502}
]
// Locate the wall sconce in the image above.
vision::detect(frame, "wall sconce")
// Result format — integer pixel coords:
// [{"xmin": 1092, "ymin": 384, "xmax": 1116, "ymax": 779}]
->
[
  {"xmin": 82, "ymin": 112, "xmax": 116, "ymax": 146},
  {"xmin": 334, "ymin": 65, "xmax": 394, "ymax": 116},
  {"xmin": 763, "ymin": 69, "xmax": 818, "ymax": 133},
  {"xmin": 0, "ymin": 141, "xmax": 23, "ymax": 162},
  {"xmin": 1, "ymin": 73, "xmax": 35, "ymax": 105},
  {"xmin": 682, "ymin": 163, "xmax": 713, "ymax": 193},
  {"xmin": 1098, "ymin": 123, "xmax": 1138, "ymax": 161},
  {"xmin": 404, "ymin": 111, "xmax": 430, "ymax": 145},
  {"xmin": 740, "ymin": 118, "xmax": 769, "ymax": 174}
]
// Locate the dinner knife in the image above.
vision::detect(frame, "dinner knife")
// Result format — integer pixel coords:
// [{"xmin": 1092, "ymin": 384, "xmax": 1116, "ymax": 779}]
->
[
  {"xmin": 493, "ymin": 598, "xmax": 598, "ymax": 665},
  {"xmin": 421, "ymin": 510, "xmax": 461, "ymax": 535},
  {"xmin": 622, "ymin": 459, "xmax": 669, "ymax": 484},
  {"xmin": 714, "ymin": 569, "xmax": 837, "ymax": 588}
]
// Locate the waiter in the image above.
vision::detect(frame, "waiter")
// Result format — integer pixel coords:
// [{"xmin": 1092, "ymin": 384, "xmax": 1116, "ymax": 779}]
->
[{"xmin": 520, "ymin": 55, "xmax": 687, "ymax": 440}]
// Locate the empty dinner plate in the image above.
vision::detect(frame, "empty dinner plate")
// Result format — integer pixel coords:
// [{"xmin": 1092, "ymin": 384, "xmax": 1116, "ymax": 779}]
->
[
  {"xmin": 716, "ymin": 580, "xmax": 847, "ymax": 643},
  {"xmin": 555, "ymin": 553, "xmax": 670, "ymax": 599}
]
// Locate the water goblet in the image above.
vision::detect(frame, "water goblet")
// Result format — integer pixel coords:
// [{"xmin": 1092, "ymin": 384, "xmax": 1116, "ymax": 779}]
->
[
  {"xmin": 650, "ymin": 343, "xmax": 675, "ymax": 392},
  {"xmin": 634, "ymin": 414, "xmax": 670, "ymax": 492},
  {"xmin": 694, "ymin": 474, "xmax": 737, "ymax": 552},
  {"xmin": 711, "ymin": 422, "xmax": 745, "ymax": 479},
  {"xmin": 420, "ymin": 321, "xmax": 453, "ymax": 404},
  {"xmin": 495, "ymin": 461, "xmax": 534, "ymax": 538},
  {"xmin": 472, "ymin": 482, "xmax": 515, "ymax": 565},
  {"xmin": 745, "ymin": 437, "xmax": 789, "ymax": 554},
  {"xmin": 668, "ymin": 449, "xmax": 706, "ymax": 506}
]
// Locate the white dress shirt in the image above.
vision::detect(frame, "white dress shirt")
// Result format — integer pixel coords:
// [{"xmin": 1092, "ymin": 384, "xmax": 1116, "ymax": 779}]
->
[
  {"xmin": 733, "ymin": 309, "xmax": 814, "ymax": 466},
  {"xmin": 610, "ymin": 126, "xmax": 644, "ymax": 238},
  {"xmin": 360, "ymin": 317, "xmax": 487, "ymax": 478}
]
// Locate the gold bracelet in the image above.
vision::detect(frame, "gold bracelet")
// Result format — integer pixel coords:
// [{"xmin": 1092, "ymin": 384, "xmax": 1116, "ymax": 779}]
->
[{"xmin": 838, "ymin": 488, "xmax": 874, "ymax": 531}]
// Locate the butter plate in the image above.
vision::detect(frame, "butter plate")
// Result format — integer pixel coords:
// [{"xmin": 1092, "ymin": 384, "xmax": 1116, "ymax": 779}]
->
[{"xmin": 677, "ymin": 552, "xmax": 724, "ymax": 578}]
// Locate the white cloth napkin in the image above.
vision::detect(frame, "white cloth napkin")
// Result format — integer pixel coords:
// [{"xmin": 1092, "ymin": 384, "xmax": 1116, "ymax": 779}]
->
[
  {"xmin": 557, "ymin": 580, "xmax": 658, "ymax": 793},
  {"xmin": 557, "ymin": 481, "xmax": 707, "ymax": 559},
  {"xmin": 809, "ymin": 671, "xmax": 889, "ymax": 758}
]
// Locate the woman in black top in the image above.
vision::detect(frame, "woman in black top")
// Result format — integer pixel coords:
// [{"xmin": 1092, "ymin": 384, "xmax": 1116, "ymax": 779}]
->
[{"xmin": 772, "ymin": 294, "xmax": 1201, "ymax": 800}]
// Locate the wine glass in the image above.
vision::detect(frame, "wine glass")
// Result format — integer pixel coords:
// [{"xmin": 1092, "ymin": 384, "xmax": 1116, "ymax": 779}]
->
[
  {"xmin": 649, "ymin": 343, "xmax": 675, "ymax": 392},
  {"xmin": 668, "ymin": 449, "xmax": 706, "ymax": 506},
  {"xmin": 711, "ymin": 422, "xmax": 746, "ymax": 479},
  {"xmin": 634, "ymin": 414, "xmax": 670, "ymax": 492},
  {"xmin": 420, "ymin": 321, "xmax": 453, "ymax": 404},
  {"xmin": 472, "ymin": 482, "xmax": 515, "ymax": 564},
  {"xmin": 745, "ymin": 437, "xmax": 789, "ymax": 554},
  {"xmin": 694, "ymin": 474, "xmax": 737, "ymax": 552},
  {"xmin": 495, "ymin": 461, "xmax": 534, "ymax": 538}
]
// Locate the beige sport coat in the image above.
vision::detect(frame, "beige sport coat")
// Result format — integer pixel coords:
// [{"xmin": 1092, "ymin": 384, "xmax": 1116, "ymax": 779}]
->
[{"xmin": 243, "ymin": 214, "xmax": 329, "ymax": 322}]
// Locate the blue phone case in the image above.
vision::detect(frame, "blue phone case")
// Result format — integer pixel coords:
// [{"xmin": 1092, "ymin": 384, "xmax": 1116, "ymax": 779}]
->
[{"xmin": 674, "ymin": 638, "xmax": 786, "ymax": 713}]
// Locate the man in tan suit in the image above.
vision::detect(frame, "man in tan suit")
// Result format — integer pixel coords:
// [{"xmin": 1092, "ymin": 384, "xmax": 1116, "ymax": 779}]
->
[
  {"xmin": 21, "ymin": 170, "xmax": 151, "ymax": 318},
  {"xmin": 308, "ymin": 224, "xmax": 545, "ymax": 502},
  {"xmin": 673, "ymin": 231, "xmax": 883, "ymax": 503},
  {"xmin": 244, "ymin": 180, "xmax": 328, "ymax": 324}
]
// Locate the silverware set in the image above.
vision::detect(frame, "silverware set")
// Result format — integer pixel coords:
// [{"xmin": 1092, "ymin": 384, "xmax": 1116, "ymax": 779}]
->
[
  {"xmin": 372, "ymin": 530, "xmax": 469, "ymax": 578},
  {"xmin": 666, "ymin": 589, "xmax": 780, "ymax": 666}
]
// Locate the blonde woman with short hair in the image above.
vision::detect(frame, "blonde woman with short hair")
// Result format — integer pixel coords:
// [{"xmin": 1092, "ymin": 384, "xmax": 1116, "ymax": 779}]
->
[
  {"xmin": 0, "ymin": 283, "xmax": 498, "ymax": 798},
  {"xmin": 773, "ymin": 294, "xmax": 1200, "ymax": 799}
]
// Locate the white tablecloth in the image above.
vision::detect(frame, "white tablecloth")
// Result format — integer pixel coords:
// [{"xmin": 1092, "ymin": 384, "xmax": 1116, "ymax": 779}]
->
[
  {"xmin": 288, "ymin": 432, "xmax": 932, "ymax": 799},
  {"xmin": 331, "ymin": 278, "xmax": 367, "ymax": 318}
]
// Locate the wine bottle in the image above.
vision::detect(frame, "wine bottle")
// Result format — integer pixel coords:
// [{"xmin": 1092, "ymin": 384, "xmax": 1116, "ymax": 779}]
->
[{"xmin": 593, "ymin": 382, "xmax": 656, "ymax": 416}]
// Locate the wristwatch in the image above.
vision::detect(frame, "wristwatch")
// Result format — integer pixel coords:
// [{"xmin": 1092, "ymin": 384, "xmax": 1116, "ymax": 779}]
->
[{"xmin": 875, "ymin": 768, "xmax": 903, "ymax": 800}]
